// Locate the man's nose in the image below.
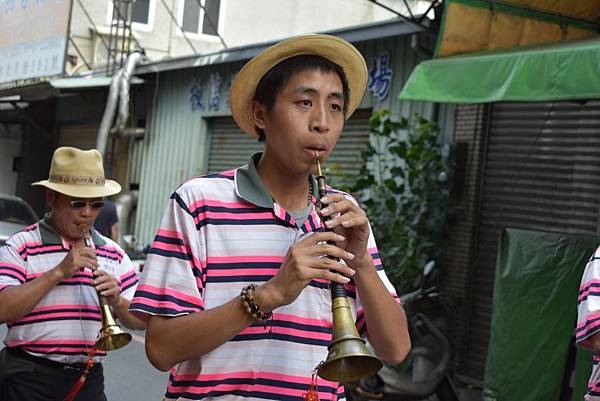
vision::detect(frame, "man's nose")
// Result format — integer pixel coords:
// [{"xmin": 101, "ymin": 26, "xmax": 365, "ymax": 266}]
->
[
  {"xmin": 79, "ymin": 205, "xmax": 94, "ymax": 217},
  {"xmin": 310, "ymin": 105, "xmax": 329, "ymax": 134}
]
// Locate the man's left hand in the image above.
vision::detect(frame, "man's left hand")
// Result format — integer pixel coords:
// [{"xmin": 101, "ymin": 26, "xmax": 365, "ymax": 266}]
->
[
  {"xmin": 92, "ymin": 269, "xmax": 121, "ymax": 306},
  {"xmin": 318, "ymin": 193, "xmax": 370, "ymax": 268}
]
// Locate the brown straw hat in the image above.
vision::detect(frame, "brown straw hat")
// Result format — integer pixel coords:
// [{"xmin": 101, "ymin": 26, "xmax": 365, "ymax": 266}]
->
[
  {"xmin": 32, "ymin": 147, "xmax": 121, "ymax": 198},
  {"xmin": 229, "ymin": 34, "xmax": 368, "ymax": 138}
]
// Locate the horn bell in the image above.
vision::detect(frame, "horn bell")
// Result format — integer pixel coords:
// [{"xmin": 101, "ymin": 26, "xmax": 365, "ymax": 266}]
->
[
  {"xmin": 95, "ymin": 304, "xmax": 132, "ymax": 351},
  {"xmin": 318, "ymin": 297, "xmax": 383, "ymax": 382}
]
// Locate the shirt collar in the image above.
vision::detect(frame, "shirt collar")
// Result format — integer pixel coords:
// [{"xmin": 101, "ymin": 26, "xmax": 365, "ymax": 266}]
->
[
  {"xmin": 39, "ymin": 214, "xmax": 106, "ymax": 246},
  {"xmin": 235, "ymin": 152, "xmax": 319, "ymax": 209}
]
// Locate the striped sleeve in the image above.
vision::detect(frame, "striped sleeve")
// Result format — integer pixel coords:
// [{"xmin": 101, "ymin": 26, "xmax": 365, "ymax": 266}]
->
[
  {"xmin": 118, "ymin": 252, "xmax": 139, "ymax": 301},
  {"xmin": 576, "ymin": 247, "xmax": 600, "ymax": 349},
  {"xmin": 129, "ymin": 186, "xmax": 206, "ymax": 319},
  {"xmin": 0, "ymin": 240, "xmax": 27, "ymax": 292},
  {"xmin": 353, "ymin": 220, "xmax": 399, "ymax": 338}
]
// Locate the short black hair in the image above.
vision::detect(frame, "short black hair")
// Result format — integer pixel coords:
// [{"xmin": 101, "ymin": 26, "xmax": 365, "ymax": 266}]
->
[{"xmin": 252, "ymin": 54, "xmax": 350, "ymax": 141}]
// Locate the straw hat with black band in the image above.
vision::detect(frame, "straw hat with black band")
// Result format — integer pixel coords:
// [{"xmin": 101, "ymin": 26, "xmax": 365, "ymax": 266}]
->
[
  {"xmin": 32, "ymin": 147, "xmax": 121, "ymax": 198},
  {"xmin": 230, "ymin": 34, "xmax": 368, "ymax": 138}
]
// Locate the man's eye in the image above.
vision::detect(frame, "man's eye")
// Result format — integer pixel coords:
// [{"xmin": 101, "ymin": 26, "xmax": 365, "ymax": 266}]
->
[
  {"xmin": 299, "ymin": 100, "xmax": 312, "ymax": 106},
  {"xmin": 331, "ymin": 104, "xmax": 342, "ymax": 111}
]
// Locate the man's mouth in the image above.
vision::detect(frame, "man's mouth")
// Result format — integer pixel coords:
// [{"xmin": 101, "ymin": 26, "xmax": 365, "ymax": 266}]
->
[{"xmin": 307, "ymin": 146, "xmax": 326, "ymax": 158}]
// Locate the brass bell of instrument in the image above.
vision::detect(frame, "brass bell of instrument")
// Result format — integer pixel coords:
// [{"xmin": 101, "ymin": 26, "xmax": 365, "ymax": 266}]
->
[
  {"xmin": 80, "ymin": 225, "xmax": 132, "ymax": 352},
  {"xmin": 95, "ymin": 296, "xmax": 132, "ymax": 351},
  {"xmin": 317, "ymin": 297, "xmax": 382, "ymax": 382}
]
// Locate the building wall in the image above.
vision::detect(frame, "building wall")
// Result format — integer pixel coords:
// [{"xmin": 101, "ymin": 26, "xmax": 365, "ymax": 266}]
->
[
  {"xmin": 66, "ymin": 0, "xmax": 418, "ymax": 73},
  {"xmin": 134, "ymin": 71, "xmax": 210, "ymax": 244},
  {"xmin": 221, "ymin": 0, "xmax": 393, "ymax": 48},
  {"xmin": 133, "ymin": 32, "xmax": 455, "ymax": 245}
]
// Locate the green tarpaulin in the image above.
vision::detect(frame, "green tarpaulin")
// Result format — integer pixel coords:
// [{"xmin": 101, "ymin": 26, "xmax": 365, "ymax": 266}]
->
[
  {"xmin": 483, "ymin": 228, "xmax": 598, "ymax": 401},
  {"xmin": 398, "ymin": 38, "xmax": 600, "ymax": 103}
]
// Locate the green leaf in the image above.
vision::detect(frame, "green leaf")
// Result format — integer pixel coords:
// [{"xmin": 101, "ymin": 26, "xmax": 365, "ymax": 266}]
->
[{"xmin": 335, "ymin": 109, "xmax": 453, "ymax": 293}]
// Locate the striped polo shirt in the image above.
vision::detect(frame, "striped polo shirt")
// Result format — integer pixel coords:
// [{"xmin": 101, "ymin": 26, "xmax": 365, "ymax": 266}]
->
[
  {"xmin": 129, "ymin": 153, "xmax": 399, "ymax": 401},
  {"xmin": 0, "ymin": 218, "xmax": 139, "ymax": 364},
  {"xmin": 577, "ymin": 246, "xmax": 600, "ymax": 399}
]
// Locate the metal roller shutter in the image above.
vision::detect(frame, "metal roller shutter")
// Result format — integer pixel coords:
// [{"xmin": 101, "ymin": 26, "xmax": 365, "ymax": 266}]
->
[
  {"xmin": 207, "ymin": 110, "xmax": 372, "ymax": 179},
  {"xmin": 58, "ymin": 124, "xmax": 120, "ymax": 179},
  {"xmin": 58, "ymin": 125, "xmax": 98, "ymax": 150},
  {"xmin": 466, "ymin": 101, "xmax": 600, "ymax": 380},
  {"xmin": 207, "ymin": 118, "xmax": 263, "ymax": 173}
]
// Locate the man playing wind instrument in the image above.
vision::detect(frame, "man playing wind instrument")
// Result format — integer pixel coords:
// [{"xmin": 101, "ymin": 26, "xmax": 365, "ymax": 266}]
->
[
  {"xmin": 0, "ymin": 147, "xmax": 145, "ymax": 401},
  {"xmin": 130, "ymin": 34, "xmax": 410, "ymax": 401}
]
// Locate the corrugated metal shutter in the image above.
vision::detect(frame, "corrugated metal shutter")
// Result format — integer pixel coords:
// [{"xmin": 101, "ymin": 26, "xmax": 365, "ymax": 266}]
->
[
  {"xmin": 134, "ymin": 71, "xmax": 209, "ymax": 246},
  {"xmin": 207, "ymin": 118, "xmax": 263, "ymax": 173},
  {"xmin": 126, "ymin": 137, "xmax": 145, "ymax": 188},
  {"xmin": 440, "ymin": 104, "xmax": 488, "ymax": 379},
  {"xmin": 466, "ymin": 101, "xmax": 600, "ymax": 380},
  {"xmin": 327, "ymin": 109, "xmax": 372, "ymax": 186},
  {"xmin": 58, "ymin": 124, "xmax": 120, "ymax": 179},
  {"xmin": 58, "ymin": 125, "xmax": 98, "ymax": 150},
  {"xmin": 207, "ymin": 110, "xmax": 372, "ymax": 178}
]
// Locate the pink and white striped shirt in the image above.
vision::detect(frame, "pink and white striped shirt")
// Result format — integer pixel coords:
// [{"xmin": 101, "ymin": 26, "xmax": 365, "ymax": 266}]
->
[
  {"xmin": 577, "ymin": 246, "xmax": 600, "ymax": 400},
  {"xmin": 129, "ymin": 154, "xmax": 399, "ymax": 401},
  {"xmin": 0, "ymin": 218, "xmax": 138, "ymax": 364}
]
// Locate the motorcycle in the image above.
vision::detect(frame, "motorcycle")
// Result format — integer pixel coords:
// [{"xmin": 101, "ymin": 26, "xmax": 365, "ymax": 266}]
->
[{"xmin": 347, "ymin": 261, "xmax": 460, "ymax": 401}]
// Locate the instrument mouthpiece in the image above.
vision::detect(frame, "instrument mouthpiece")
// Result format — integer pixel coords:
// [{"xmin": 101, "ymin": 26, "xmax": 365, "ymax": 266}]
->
[{"xmin": 315, "ymin": 157, "xmax": 323, "ymax": 177}]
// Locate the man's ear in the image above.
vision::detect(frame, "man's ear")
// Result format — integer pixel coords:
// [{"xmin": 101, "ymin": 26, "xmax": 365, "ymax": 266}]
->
[
  {"xmin": 46, "ymin": 189, "xmax": 56, "ymax": 209},
  {"xmin": 251, "ymin": 100, "xmax": 267, "ymax": 130}
]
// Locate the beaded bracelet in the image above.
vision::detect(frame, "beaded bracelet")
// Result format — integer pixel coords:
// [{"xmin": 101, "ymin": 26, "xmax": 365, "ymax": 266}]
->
[{"xmin": 240, "ymin": 284, "xmax": 272, "ymax": 323}]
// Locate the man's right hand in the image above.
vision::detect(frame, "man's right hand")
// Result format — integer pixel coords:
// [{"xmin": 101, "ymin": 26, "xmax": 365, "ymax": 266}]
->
[
  {"xmin": 56, "ymin": 247, "xmax": 99, "ymax": 279},
  {"xmin": 0, "ymin": 246, "xmax": 99, "ymax": 323},
  {"xmin": 260, "ymin": 231, "xmax": 356, "ymax": 310}
]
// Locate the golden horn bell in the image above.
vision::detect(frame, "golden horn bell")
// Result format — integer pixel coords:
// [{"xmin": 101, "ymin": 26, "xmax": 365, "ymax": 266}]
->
[
  {"xmin": 317, "ymin": 297, "xmax": 383, "ymax": 382},
  {"xmin": 79, "ymin": 225, "xmax": 132, "ymax": 352},
  {"xmin": 95, "ymin": 297, "xmax": 132, "ymax": 351}
]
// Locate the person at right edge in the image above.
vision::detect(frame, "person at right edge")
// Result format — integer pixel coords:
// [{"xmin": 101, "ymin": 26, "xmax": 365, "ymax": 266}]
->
[
  {"xmin": 129, "ymin": 34, "xmax": 411, "ymax": 401},
  {"xmin": 577, "ymin": 247, "xmax": 600, "ymax": 400}
]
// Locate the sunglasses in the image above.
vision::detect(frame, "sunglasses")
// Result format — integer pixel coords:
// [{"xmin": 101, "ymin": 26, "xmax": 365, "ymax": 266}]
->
[{"xmin": 69, "ymin": 200, "xmax": 105, "ymax": 209}]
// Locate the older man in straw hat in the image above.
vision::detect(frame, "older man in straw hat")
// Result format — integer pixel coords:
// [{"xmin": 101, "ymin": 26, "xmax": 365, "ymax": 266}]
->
[
  {"xmin": 0, "ymin": 147, "xmax": 145, "ymax": 401},
  {"xmin": 130, "ymin": 34, "xmax": 410, "ymax": 401}
]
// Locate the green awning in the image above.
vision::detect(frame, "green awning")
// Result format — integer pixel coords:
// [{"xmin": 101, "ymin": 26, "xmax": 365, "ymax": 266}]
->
[{"xmin": 398, "ymin": 38, "xmax": 600, "ymax": 103}]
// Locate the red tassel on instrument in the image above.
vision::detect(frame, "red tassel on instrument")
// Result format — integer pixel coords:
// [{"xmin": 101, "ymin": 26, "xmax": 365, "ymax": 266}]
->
[
  {"xmin": 63, "ymin": 347, "xmax": 98, "ymax": 401},
  {"xmin": 302, "ymin": 369, "xmax": 320, "ymax": 401},
  {"xmin": 63, "ymin": 374, "xmax": 87, "ymax": 401}
]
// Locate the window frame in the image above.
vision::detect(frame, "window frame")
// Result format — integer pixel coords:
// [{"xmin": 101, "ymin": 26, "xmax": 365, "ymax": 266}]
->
[
  {"xmin": 176, "ymin": 0, "xmax": 225, "ymax": 40},
  {"xmin": 106, "ymin": 0, "xmax": 157, "ymax": 33}
]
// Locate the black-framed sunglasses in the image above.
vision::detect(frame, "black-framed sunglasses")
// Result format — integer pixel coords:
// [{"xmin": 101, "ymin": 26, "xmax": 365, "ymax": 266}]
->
[{"xmin": 69, "ymin": 200, "xmax": 105, "ymax": 209}]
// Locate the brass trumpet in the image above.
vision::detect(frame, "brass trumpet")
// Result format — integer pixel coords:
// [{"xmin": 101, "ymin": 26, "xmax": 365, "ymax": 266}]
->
[
  {"xmin": 81, "ymin": 226, "xmax": 132, "ymax": 351},
  {"xmin": 315, "ymin": 158, "xmax": 382, "ymax": 382}
]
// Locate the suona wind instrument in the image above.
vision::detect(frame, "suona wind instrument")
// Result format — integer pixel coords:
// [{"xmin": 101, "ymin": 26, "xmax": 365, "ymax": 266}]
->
[
  {"xmin": 81, "ymin": 225, "xmax": 132, "ymax": 351},
  {"xmin": 314, "ymin": 157, "xmax": 382, "ymax": 382}
]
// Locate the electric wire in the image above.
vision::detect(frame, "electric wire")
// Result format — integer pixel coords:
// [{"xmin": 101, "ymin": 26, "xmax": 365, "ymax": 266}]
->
[
  {"xmin": 192, "ymin": 0, "xmax": 227, "ymax": 48},
  {"xmin": 108, "ymin": 0, "xmax": 145, "ymax": 54},
  {"xmin": 159, "ymin": 0, "xmax": 198, "ymax": 54},
  {"xmin": 68, "ymin": 36, "xmax": 92, "ymax": 71},
  {"xmin": 75, "ymin": 0, "xmax": 111, "ymax": 55}
]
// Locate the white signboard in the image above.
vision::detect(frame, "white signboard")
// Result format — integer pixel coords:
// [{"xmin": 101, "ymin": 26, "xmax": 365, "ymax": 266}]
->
[{"xmin": 0, "ymin": 0, "xmax": 72, "ymax": 87}]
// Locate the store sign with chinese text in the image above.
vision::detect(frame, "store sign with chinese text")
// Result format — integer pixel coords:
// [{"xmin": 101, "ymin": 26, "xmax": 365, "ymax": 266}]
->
[{"xmin": 0, "ymin": 0, "xmax": 72, "ymax": 89}]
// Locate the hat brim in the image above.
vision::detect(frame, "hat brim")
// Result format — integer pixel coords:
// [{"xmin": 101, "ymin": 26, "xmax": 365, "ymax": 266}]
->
[
  {"xmin": 230, "ymin": 34, "xmax": 368, "ymax": 138},
  {"xmin": 32, "ymin": 179, "xmax": 122, "ymax": 198}
]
